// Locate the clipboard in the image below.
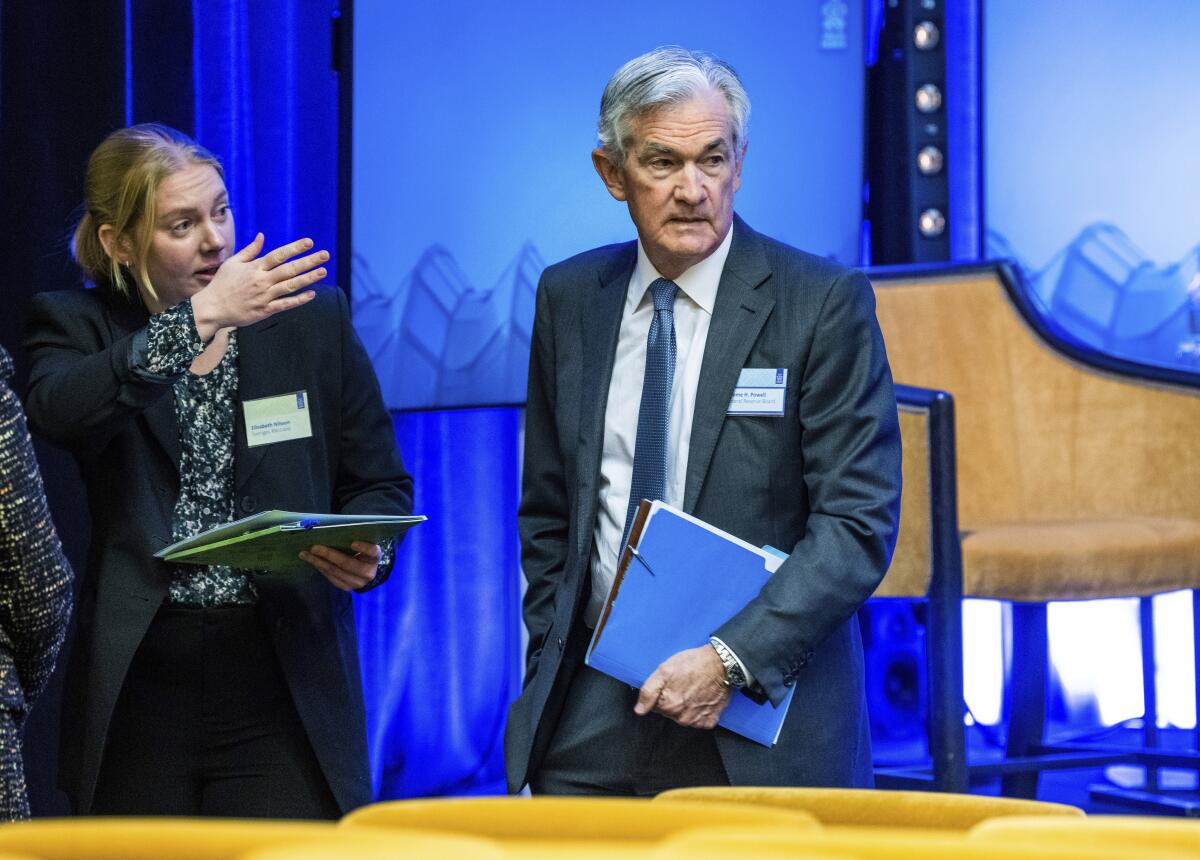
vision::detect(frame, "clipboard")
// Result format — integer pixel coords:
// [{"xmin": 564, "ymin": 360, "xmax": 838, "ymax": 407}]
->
[{"xmin": 155, "ymin": 510, "xmax": 425, "ymax": 574}]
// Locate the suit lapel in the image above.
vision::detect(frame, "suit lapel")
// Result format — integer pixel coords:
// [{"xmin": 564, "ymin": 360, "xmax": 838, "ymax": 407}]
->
[
  {"xmin": 234, "ymin": 316, "xmax": 287, "ymax": 494},
  {"xmin": 574, "ymin": 244, "xmax": 635, "ymax": 554},
  {"xmin": 107, "ymin": 298, "xmax": 182, "ymax": 470},
  {"xmin": 684, "ymin": 217, "xmax": 774, "ymax": 513}
]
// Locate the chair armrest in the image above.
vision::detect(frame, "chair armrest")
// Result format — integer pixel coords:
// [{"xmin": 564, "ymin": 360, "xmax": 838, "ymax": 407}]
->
[{"xmin": 881, "ymin": 385, "xmax": 962, "ymax": 609}]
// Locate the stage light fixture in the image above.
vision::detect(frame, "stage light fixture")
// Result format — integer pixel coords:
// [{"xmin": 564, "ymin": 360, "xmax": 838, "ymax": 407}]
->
[
  {"xmin": 913, "ymin": 21, "xmax": 940, "ymax": 50},
  {"xmin": 918, "ymin": 207, "xmax": 946, "ymax": 237},
  {"xmin": 915, "ymin": 83, "xmax": 942, "ymax": 113},
  {"xmin": 917, "ymin": 145, "xmax": 944, "ymax": 175}
]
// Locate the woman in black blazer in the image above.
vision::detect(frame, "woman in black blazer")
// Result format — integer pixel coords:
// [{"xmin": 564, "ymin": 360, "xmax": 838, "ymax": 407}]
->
[{"xmin": 23, "ymin": 124, "xmax": 412, "ymax": 817}]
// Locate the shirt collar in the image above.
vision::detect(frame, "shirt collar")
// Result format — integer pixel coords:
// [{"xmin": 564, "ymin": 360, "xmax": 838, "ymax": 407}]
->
[{"xmin": 628, "ymin": 224, "xmax": 733, "ymax": 316}]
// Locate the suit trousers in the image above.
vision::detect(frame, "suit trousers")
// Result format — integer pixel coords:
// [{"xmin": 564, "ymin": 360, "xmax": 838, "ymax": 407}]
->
[
  {"xmin": 91, "ymin": 603, "xmax": 339, "ymax": 818},
  {"xmin": 529, "ymin": 634, "xmax": 729, "ymax": 795}
]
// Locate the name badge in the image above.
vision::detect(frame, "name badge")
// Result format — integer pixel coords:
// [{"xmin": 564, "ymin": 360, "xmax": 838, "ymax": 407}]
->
[
  {"xmin": 727, "ymin": 368, "xmax": 787, "ymax": 416},
  {"xmin": 242, "ymin": 390, "xmax": 314, "ymax": 447}
]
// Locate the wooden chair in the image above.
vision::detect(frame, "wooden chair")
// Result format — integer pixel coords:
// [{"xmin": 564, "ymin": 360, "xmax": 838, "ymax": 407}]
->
[{"xmin": 867, "ymin": 262, "xmax": 1200, "ymax": 806}]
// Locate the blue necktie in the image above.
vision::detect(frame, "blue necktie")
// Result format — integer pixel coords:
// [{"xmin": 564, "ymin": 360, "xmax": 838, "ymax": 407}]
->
[{"xmin": 622, "ymin": 277, "xmax": 679, "ymax": 549}]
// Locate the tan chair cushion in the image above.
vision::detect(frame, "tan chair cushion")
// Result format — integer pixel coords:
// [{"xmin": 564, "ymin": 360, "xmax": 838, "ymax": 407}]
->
[
  {"xmin": 963, "ymin": 517, "xmax": 1200, "ymax": 601},
  {"xmin": 873, "ymin": 269, "xmax": 1200, "ymax": 601}
]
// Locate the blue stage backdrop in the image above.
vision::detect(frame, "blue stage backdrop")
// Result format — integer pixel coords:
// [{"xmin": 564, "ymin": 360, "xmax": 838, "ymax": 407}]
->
[
  {"xmin": 347, "ymin": 1, "xmax": 871, "ymax": 797},
  {"xmin": 182, "ymin": 0, "xmax": 519, "ymax": 798},
  {"xmin": 178, "ymin": 0, "xmax": 870, "ymax": 798},
  {"xmin": 985, "ymin": 0, "xmax": 1200, "ymax": 374},
  {"xmin": 983, "ymin": 0, "xmax": 1200, "ymax": 731},
  {"xmin": 351, "ymin": 0, "xmax": 868, "ymax": 411}
]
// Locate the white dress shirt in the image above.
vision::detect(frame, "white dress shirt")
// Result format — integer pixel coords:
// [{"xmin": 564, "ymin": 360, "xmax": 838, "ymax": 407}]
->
[{"xmin": 584, "ymin": 227, "xmax": 732, "ymax": 628}]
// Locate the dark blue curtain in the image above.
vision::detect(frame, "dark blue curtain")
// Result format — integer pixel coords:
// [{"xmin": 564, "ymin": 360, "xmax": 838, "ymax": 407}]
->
[
  {"xmin": 125, "ymin": 0, "xmax": 522, "ymax": 798},
  {"xmin": 359, "ymin": 409, "xmax": 521, "ymax": 797},
  {"xmin": 190, "ymin": 0, "xmax": 340, "ymax": 286}
]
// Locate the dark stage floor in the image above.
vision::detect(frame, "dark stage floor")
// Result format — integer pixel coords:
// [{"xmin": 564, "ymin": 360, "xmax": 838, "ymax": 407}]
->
[{"xmin": 873, "ymin": 723, "xmax": 1200, "ymax": 816}]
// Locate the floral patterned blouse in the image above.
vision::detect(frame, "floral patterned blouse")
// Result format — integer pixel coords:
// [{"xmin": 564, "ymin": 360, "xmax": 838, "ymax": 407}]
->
[
  {"xmin": 137, "ymin": 300, "xmax": 394, "ymax": 606},
  {"xmin": 144, "ymin": 301, "xmax": 255, "ymax": 607}
]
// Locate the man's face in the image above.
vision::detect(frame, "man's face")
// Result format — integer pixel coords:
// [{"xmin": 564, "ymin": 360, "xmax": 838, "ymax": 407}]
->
[{"xmin": 594, "ymin": 89, "xmax": 743, "ymax": 279}]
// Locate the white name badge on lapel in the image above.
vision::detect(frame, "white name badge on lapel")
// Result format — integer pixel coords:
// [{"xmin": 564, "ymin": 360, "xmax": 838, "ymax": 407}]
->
[
  {"xmin": 242, "ymin": 391, "xmax": 314, "ymax": 447},
  {"xmin": 727, "ymin": 368, "xmax": 788, "ymax": 416}
]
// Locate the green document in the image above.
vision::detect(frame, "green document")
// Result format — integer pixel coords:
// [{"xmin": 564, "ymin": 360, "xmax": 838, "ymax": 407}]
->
[{"xmin": 155, "ymin": 510, "xmax": 426, "ymax": 574}]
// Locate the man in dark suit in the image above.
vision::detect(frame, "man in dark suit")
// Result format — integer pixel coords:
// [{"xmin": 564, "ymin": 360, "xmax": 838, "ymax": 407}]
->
[{"xmin": 505, "ymin": 47, "xmax": 902, "ymax": 794}]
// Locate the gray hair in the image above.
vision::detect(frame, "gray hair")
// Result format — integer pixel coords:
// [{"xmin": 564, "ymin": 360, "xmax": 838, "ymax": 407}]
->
[{"xmin": 597, "ymin": 46, "xmax": 751, "ymax": 167}]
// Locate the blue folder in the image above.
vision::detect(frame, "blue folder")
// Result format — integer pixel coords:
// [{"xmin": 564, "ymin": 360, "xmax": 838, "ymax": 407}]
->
[{"xmin": 586, "ymin": 501, "xmax": 795, "ymax": 746}]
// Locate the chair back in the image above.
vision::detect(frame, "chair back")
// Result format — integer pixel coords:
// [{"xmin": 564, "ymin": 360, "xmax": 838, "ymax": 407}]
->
[
  {"xmin": 340, "ymin": 796, "xmax": 815, "ymax": 841},
  {"xmin": 0, "ymin": 819, "xmax": 337, "ymax": 860},
  {"xmin": 656, "ymin": 786, "xmax": 1083, "ymax": 830},
  {"xmin": 871, "ymin": 265, "xmax": 1200, "ymax": 528},
  {"xmin": 655, "ymin": 824, "xmax": 1193, "ymax": 860},
  {"xmin": 969, "ymin": 814, "xmax": 1200, "ymax": 855}
]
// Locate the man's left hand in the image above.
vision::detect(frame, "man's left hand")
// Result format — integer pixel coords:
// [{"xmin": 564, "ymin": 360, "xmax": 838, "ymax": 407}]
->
[
  {"xmin": 300, "ymin": 540, "xmax": 381, "ymax": 591},
  {"xmin": 634, "ymin": 644, "xmax": 732, "ymax": 729}
]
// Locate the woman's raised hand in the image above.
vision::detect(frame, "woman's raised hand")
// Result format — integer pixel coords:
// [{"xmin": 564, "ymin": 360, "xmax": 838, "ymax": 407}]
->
[{"xmin": 191, "ymin": 234, "xmax": 327, "ymax": 340}]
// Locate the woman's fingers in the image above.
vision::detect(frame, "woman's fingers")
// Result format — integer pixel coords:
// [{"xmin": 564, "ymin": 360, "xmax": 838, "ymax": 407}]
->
[
  {"xmin": 233, "ymin": 232, "xmax": 266, "ymax": 262},
  {"xmin": 267, "ymin": 289, "xmax": 317, "ymax": 314},
  {"xmin": 301, "ymin": 544, "xmax": 377, "ymax": 590},
  {"xmin": 350, "ymin": 541, "xmax": 382, "ymax": 563},
  {"xmin": 261, "ymin": 237, "xmax": 315, "ymax": 270},
  {"xmin": 268, "ymin": 266, "xmax": 326, "ymax": 301},
  {"xmin": 270, "ymin": 250, "xmax": 329, "ymax": 284}
]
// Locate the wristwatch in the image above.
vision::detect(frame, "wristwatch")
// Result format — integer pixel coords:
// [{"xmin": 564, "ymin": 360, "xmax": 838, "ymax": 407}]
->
[{"xmin": 709, "ymin": 636, "xmax": 747, "ymax": 688}]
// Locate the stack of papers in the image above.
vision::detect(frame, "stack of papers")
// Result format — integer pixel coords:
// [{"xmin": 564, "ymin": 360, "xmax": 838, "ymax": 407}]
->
[{"xmin": 155, "ymin": 510, "xmax": 426, "ymax": 574}]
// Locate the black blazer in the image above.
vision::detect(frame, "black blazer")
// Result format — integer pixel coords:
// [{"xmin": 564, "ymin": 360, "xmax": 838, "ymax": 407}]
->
[
  {"xmin": 506, "ymin": 217, "xmax": 902, "ymax": 791},
  {"xmin": 23, "ymin": 286, "xmax": 412, "ymax": 814}
]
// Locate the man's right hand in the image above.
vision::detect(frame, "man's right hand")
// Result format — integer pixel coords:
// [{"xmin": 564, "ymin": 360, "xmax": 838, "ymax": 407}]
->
[{"xmin": 191, "ymin": 234, "xmax": 327, "ymax": 340}]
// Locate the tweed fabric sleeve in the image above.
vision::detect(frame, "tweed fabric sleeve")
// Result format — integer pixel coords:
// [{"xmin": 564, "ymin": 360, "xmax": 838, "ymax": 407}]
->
[
  {"xmin": 0, "ymin": 346, "xmax": 74, "ymax": 819},
  {"xmin": 0, "ymin": 348, "xmax": 73, "ymax": 706}
]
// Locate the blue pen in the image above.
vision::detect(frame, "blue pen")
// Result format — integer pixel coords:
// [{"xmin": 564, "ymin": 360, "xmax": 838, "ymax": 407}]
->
[{"xmin": 298, "ymin": 518, "xmax": 320, "ymax": 530}]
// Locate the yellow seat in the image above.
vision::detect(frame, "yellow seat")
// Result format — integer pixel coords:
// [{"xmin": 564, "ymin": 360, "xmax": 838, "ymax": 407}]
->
[
  {"xmin": 653, "ymin": 825, "xmax": 1194, "ymax": 860},
  {"xmin": 244, "ymin": 836, "xmax": 649, "ymax": 860},
  {"xmin": 0, "ymin": 818, "xmax": 485, "ymax": 860},
  {"xmin": 969, "ymin": 814, "xmax": 1200, "ymax": 856},
  {"xmin": 655, "ymin": 786, "xmax": 1083, "ymax": 830},
  {"xmin": 868, "ymin": 263, "xmax": 1200, "ymax": 798},
  {"xmin": 340, "ymin": 796, "xmax": 816, "ymax": 841}
]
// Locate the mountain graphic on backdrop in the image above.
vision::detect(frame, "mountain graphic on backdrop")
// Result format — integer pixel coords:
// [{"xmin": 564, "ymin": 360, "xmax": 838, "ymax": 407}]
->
[
  {"xmin": 986, "ymin": 223, "xmax": 1200, "ymax": 369},
  {"xmin": 352, "ymin": 243, "xmax": 544, "ymax": 410}
]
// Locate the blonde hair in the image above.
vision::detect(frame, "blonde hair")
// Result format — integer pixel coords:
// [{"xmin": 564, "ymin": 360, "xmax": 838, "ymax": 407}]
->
[{"xmin": 72, "ymin": 123, "xmax": 223, "ymax": 302}]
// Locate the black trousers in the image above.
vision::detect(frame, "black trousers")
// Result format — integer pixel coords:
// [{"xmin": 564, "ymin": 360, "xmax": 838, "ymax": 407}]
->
[
  {"xmin": 91, "ymin": 604, "xmax": 339, "ymax": 819},
  {"xmin": 530, "ymin": 634, "xmax": 730, "ymax": 795}
]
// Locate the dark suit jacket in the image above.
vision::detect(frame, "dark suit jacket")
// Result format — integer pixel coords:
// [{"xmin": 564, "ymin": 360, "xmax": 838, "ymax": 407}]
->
[
  {"xmin": 23, "ymin": 286, "xmax": 412, "ymax": 814},
  {"xmin": 505, "ymin": 216, "xmax": 901, "ymax": 792}
]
